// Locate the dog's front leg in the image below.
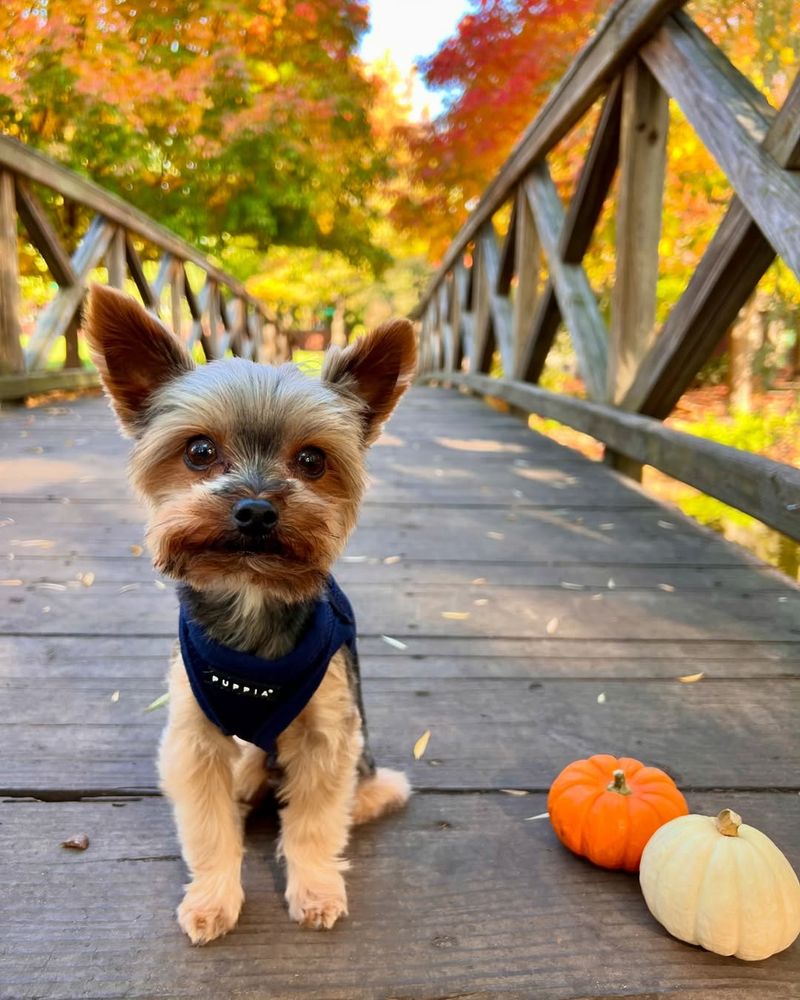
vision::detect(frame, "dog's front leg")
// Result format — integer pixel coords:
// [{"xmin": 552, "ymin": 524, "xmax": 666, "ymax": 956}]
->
[
  {"xmin": 159, "ymin": 653, "xmax": 245, "ymax": 945},
  {"xmin": 276, "ymin": 652, "xmax": 362, "ymax": 930}
]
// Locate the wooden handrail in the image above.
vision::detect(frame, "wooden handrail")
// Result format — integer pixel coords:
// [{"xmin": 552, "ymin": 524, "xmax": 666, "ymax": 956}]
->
[
  {"xmin": 415, "ymin": 0, "xmax": 800, "ymax": 542},
  {"xmin": 0, "ymin": 136, "xmax": 290, "ymax": 397}
]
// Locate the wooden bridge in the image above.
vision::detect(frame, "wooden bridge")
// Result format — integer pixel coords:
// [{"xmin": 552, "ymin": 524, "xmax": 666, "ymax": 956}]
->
[{"xmin": 1, "ymin": 1, "xmax": 800, "ymax": 997}]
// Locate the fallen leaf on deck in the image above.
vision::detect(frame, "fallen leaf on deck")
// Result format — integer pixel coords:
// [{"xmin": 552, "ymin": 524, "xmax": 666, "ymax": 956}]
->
[
  {"xmin": 441, "ymin": 611, "xmax": 470, "ymax": 620},
  {"xmin": 119, "ymin": 584, "xmax": 139, "ymax": 593},
  {"xmin": 471, "ymin": 577, "xmax": 487, "ymax": 585},
  {"xmin": 144, "ymin": 692, "xmax": 170, "ymax": 712},
  {"xmin": 12, "ymin": 539, "xmax": 54, "ymax": 549},
  {"xmin": 679, "ymin": 672, "xmax": 704, "ymax": 684},
  {"xmin": 383, "ymin": 555, "xmax": 401, "ymax": 565},
  {"xmin": 560, "ymin": 582, "xmax": 583, "ymax": 590},
  {"xmin": 111, "ymin": 691, "xmax": 120, "ymax": 703},
  {"xmin": 413, "ymin": 730, "xmax": 431, "ymax": 760},
  {"xmin": 129, "ymin": 544, "xmax": 144, "ymax": 557},
  {"xmin": 599, "ymin": 523, "xmax": 615, "ymax": 531},
  {"xmin": 545, "ymin": 617, "xmax": 559, "ymax": 635},
  {"xmin": 80, "ymin": 572, "xmax": 95, "ymax": 587},
  {"xmin": 381, "ymin": 635, "xmax": 407, "ymax": 650},
  {"xmin": 0, "ymin": 579, "xmax": 22, "ymax": 587},
  {"xmin": 597, "ymin": 692, "xmax": 606, "ymax": 704},
  {"xmin": 486, "ymin": 531, "xmax": 505, "ymax": 540},
  {"xmin": 499, "ymin": 788, "xmax": 528, "ymax": 796},
  {"xmin": 658, "ymin": 583, "xmax": 675, "ymax": 592},
  {"xmin": 524, "ymin": 812, "xmax": 550, "ymax": 821},
  {"xmin": 473, "ymin": 598, "xmax": 488, "ymax": 606},
  {"xmin": 153, "ymin": 580, "xmax": 167, "ymax": 590},
  {"xmin": 341, "ymin": 555, "xmax": 367, "ymax": 563},
  {"xmin": 35, "ymin": 582, "xmax": 66, "ymax": 592},
  {"xmin": 590, "ymin": 593, "xmax": 603, "ymax": 601},
  {"xmin": 607, "ymin": 578, "xmax": 616, "ymax": 589},
  {"xmin": 61, "ymin": 835, "xmax": 89, "ymax": 851},
  {"xmin": 658, "ymin": 520, "xmax": 675, "ymax": 530}
]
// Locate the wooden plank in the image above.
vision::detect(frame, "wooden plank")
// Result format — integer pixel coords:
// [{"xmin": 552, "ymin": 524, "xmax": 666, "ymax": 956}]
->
[
  {"xmin": 423, "ymin": 374, "xmax": 800, "ymax": 541},
  {"xmin": 1, "ymin": 675, "xmax": 798, "ymax": 793},
  {"xmin": 640, "ymin": 12, "xmax": 800, "ymax": 278},
  {"xmin": 0, "ymin": 369, "xmax": 100, "ymax": 400},
  {"xmin": 24, "ymin": 217, "xmax": 115, "ymax": 369},
  {"xmin": 468, "ymin": 230, "xmax": 494, "ymax": 374},
  {"xmin": 105, "ymin": 227, "xmax": 126, "ymax": 289},
  {"xmin": 609, "ymin": 59, "xmax": 668, "ymax": 405},
  {"xmin": 414, "ymin": 0, "xmax": 688, "ymax": 316},
  {"xmin": 480, "ymin": 224, "xmax": 515, "ymax": 376},
  {"xmin": 14, "ymin": 179, "xmax": 77, "ymax": 287},
  {"xmin": 523, "ymin": 165, "xmax": 608, "ymax": 400},
  {"xmin": 1, "ymin": 793, "xmax": 797, "ymax": 1000},
  {"xmin": 516, "ymin": 282, "xmax": 561, "ymax": 384},
  {"xmin": 622, "ymin": 73, "xmax": 800, "ymax": 418},
  {"xmin": 511, "ymin": 185, "xmax": 540, "ymax": 377},
  {"xmin": 448, "ymin": 262, "xmax": 468, "ymax": 372},
  {"xmin": 0, "ymin": 170, "xmax": 24, "ymax": 376},
  {"xmin": 169, "ymin": 258, "xmax": 184, "ymax": 339},
  {"xmin": 0, "ymin": 136, "xmax": 262, "ymax": 304},
  {"xmin": 123, "ymin": 236, "xmax": 156, "ymax": 310}
]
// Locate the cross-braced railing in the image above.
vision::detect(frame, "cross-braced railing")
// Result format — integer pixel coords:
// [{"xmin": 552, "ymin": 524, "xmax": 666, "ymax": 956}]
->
[
  {"xmin": 0, "ymin": 137, "xmax": 290, "ymax": 400},
  {"xmin": 414, "ymin": 0, "xmax": 800, "ymax": 542}
]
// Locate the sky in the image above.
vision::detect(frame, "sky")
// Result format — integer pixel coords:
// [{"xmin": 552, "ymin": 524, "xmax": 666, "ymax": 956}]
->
[{"xmin": 359, "ymin": 0, "xmax": 472, "ymax": 119}]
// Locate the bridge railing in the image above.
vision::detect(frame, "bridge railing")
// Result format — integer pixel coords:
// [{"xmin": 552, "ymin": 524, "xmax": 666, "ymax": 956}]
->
[
  {"xmin": 0, "ymin": 137, "xmax": 290, "ymax": 400},
  {"xmin": 414, "ymin": 0, "xmax": 800, "ymax": 543}
]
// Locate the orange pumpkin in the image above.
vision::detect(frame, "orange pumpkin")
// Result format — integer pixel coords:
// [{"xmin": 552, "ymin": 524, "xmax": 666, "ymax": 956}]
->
[{"xmin": 547, "ymin": 754, "xmax": 689, "ymax": 871}]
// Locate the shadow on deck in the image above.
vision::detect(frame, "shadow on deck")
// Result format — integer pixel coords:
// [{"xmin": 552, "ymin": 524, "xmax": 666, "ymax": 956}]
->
[{"xmin": 1, "ymin": 385, "xmax": 799, "ymax": 998}]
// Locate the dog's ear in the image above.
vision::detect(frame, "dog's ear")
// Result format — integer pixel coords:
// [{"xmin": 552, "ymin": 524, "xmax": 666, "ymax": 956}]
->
[
  {"xmin": 84, "ymin": 285, "xmax": 194, "ymax": 435},
  {"xmin": 322, "ymin": 319, "xmax": 417, "ymax": 443}
]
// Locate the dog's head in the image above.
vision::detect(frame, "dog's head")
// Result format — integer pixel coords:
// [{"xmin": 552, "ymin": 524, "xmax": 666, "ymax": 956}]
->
[{"xmin": 85, "ymin": 286, "xmax": 416, "ymax": 601}]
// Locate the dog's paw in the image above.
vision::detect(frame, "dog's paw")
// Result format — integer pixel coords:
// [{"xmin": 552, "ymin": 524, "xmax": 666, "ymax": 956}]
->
[
  {"xmin": 286, "ymin": 880, "xmax": 348, "ymax": 930},
  {"xmin": 177, "ymin": 879, "xmax": 244, "ymax": 945}
]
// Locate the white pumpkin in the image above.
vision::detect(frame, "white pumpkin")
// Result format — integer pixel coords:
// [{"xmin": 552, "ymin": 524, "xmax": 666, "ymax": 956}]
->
[{"xmin": 640, "ymin": 808, "xmax": 800, "ymax": 961}]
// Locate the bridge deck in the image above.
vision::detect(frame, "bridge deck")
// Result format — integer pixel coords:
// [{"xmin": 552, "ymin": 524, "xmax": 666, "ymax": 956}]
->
[{"xmin": 1, "ymin": 385, "xmax": 799, "ymax": 999}]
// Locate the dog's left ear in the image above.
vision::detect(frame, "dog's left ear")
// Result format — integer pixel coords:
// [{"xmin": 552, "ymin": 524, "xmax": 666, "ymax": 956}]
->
[{"xmin": 322, "ymin": 319, "xmax": 417, "ymax": 443}]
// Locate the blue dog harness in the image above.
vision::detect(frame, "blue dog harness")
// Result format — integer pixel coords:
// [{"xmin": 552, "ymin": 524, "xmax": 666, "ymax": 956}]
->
[{"xmin": 178, "ymin": 577, "xmax": 357, "ymax": 752}]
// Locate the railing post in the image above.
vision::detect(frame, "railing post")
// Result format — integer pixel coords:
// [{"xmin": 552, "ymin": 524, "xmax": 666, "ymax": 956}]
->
[
  {"xmin": 512, "ymin": 185, "xmax": 540, "ymax": 378},
  {"xmin": 0, "ymin": 170, "xmax": 24, "ymax": 376}
]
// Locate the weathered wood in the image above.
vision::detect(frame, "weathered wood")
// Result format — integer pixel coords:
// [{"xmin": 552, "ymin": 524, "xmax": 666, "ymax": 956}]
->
[
  {"xmin": 623, "ymin": 73, "xmax": 800, "ymax": 418},
  {"xmin": 609, "ymin": 59, "xmax": 668, "ymax": 405},
  {"xmin": 124, "ymin": 236, "xmax": 157, "ymax": 310},
  {"xmin": 479, "ymin": 224, "xmax": 515, "ymax": 376},
  {"xmin": 511, "ymin": 185, "xmax": 540, "ymax": 377},
  {"xmin": 2, "ymin": 794, "xmax": 797, "ymax": 1000},
  {"xmin": 0, "ymin": 171, "xmax": 24, "ymax": 376},
  {"xmin": 415, "ymin": 0, "xmax": 688, "ymax": 316},
  {"xmin": 14, "ymin": 179, "xmax": 77, "ymax": 287},
  {"xmin": 169, "ymin": 258, "xmax": 184, "ymax": 339},
  {"xmin": 105, "ymin": 227, "xmax": 126, "ymax": 289},
  {"xmin": 24, "ymin": 217, "xmax": 115, "ymax": 369},
  {"xmin": 0, "ymin": 368, "xmax": 100, "ymax": 400},
  {"xmin": 641, "ymin": 12, "xmax": 800, "ymax": 278},
  {"xmin": 523, "ymin": 165, "xmax": 608, "ymax": 400},
  {"xmin": 425, "ymin": 374, "xmax": 800, "ymax": 541},
  {"xmin": 468, "ymin": 230, "xmax": 495, "ymax": 374}
]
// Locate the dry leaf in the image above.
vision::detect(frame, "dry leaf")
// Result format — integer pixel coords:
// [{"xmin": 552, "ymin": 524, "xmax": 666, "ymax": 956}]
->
[
  {"xmin": 0, "ymin": 579, "xmax": 22, "ymax": 587},
  {"xmin": 153, "ymin": 580, "xmax": 167, "ymax": 591},
  {"xmin": 599, "ymin": 523, "xmax": 615, "ymax": 531},
  {"xmin": 442, "ymin": 611, "xmax": 470, "ymax": 621},
  {"xmin": 473, "ymin": 598, "xmax": 488, "ymax": 606},
  {"xmin": 486, "ymin": 531, "xmax": 505, "ymax": 540},
  {"xmin": 381, "ymin": 634, "xmax": 408, "ymax": 650},
  {"xmin": 12, "ymin": 539, "xmax": 54, "ymax": 549},
  {"xmin": 590, "ymin": 593, "xmax": 603, "ymax": 601},
  {"xmin": 119, "ymin": 584, "xmax": 139, "ymax": 594},
  {"xmin": 35, "ymin": 582, "xmax": 66, "ymax": 592},
  {"xmin": 129, "ymin": 544, "xmax": 144, "ymax": 557},
  {"xmin": 560, "ymin": 582, "xmax": 583, "ymax": 590},
  {"xmin": 111, "ymin": 691, "xmax": 120, "ymax": 703},
  {"xmin": 341, "ymin": 555, "xmax": 367, "ymax": 563},
  {"xmin": 144, "ymin": 692, "xmax": 170, "ymax": 712},
  {"xmin": 499, "ymin": 788, "xmax": 528, "ymax": 797},
  {"xmin": 471, "ymin": 577, "xmax": 487, "ymax": 585},
  {"xmin": 607, "ymin": 578, "xmax": 616, "ymax": 589},
  {"xmin": 81, "ymin": 572, "xmax": 95, "ymax": 587},
  {"xmin": 413, "ymin": 729, "xmax": 431, "ymax": 760},
  {"xmin": 658, "ymin": 520, "xmax": 675, "ymax": 530},
  {"xmin": 597, "ymin": 692, "xmax": 607, "ymax": 704},
  {"xmin": 524, "ymin": 812, "xmax": 550, "ymax": 821},
  {"xmin": 679, "ymin": 672, "xmax": 704, "ymax": 684},
  {"xmin": 61, "ymin": 834, "xmax": 89, "ymax": 851},
  {"xmin": 546, "ymin": 617, "xmax": 559, "ymax": 635},
  {"xmin": 658, "ymin": 583, "xmax": 675, "ymax": 592},
  {"xmin": 383, "ymin": 555, "xmax": 401, "ymax": 565}
]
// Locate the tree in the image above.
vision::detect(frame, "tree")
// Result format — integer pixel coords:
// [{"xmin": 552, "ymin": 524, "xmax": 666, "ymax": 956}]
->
[{"xmin": 0, "ymin": 0, "xmax": 390, "ymax": 269}]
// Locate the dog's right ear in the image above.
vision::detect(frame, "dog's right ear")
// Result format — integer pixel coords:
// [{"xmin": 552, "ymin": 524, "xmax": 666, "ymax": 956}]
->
[{"xmin": 84, "ymin": 285, "xmax": 194, "ymax": 435}]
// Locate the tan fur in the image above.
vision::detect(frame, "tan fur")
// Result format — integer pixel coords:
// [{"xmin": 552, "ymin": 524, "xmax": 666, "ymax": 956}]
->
[{"xmin": 87, "ymin": 287, "xmax": 416, "ymax": 945}]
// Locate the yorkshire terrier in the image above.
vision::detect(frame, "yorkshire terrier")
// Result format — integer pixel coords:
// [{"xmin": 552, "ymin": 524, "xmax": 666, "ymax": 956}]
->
[{"xmin": 85, "ymin": 285, "xmax": 416, "ymax": 944}]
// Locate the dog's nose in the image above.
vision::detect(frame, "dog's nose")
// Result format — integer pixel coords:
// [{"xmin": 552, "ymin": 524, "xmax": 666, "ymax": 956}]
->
[{"xmin": 231, "ymin": 498, "xmax": 278, "ymax": 535}]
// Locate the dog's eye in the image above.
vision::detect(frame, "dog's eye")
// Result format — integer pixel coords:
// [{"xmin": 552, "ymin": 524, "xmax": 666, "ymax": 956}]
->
[
  {"xmin": 295, "ymin": 446, "xmax": 326, "ymax": 480},
  {"xmin": 184, "ymin": 436, "xmax": 218, "ymax": 471}
]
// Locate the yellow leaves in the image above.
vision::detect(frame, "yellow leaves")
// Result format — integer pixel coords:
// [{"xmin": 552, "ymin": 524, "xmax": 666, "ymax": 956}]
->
[
  {"xmin": 679, "ymin": 672, "xmax": 704, "ymax": 684},
  {"xmin": 412, "ymin": 729, "xmax": 431, "ymax": 760},
  {"xmin": 779, "ymin": 47, "xmax": 795, "ymax": 68},
  {"xmin": 79, "ymin": 571, "xmax": 95, "ymax": 587},
  {"xmin": 441, "ymin": 611, "xmax": 470, "ymax": 621},
  {"xmin": 144, "ymin": 692, "xmax": 170, "ymax": 712},
  {"xmin": 129, "ymin": 544, "xmax": 144, "ymax": 557},
  {"xmin": 545, "ymin": 617, "xmax": 559, "ymax": 635}
]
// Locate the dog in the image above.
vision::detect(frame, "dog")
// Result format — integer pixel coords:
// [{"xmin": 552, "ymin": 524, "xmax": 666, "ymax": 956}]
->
[{"xmin": 85, "ymin": 285, "xmax": 416, "ymax": 944}]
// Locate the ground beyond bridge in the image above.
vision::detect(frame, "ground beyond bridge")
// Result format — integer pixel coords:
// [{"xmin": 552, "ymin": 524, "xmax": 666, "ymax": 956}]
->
[{"xmin": 1, "ymin": 385, "xmax": 798, "ymax": 998}]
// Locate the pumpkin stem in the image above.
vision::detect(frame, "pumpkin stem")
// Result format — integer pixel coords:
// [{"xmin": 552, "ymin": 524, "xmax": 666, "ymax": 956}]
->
[
  {"xmin": 715, "ymin": 809, "xmax": 742, "ymax": 837},
  {"xmin": 607, "ymin": 769, "xmax": 632, "ymax": 796}
]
